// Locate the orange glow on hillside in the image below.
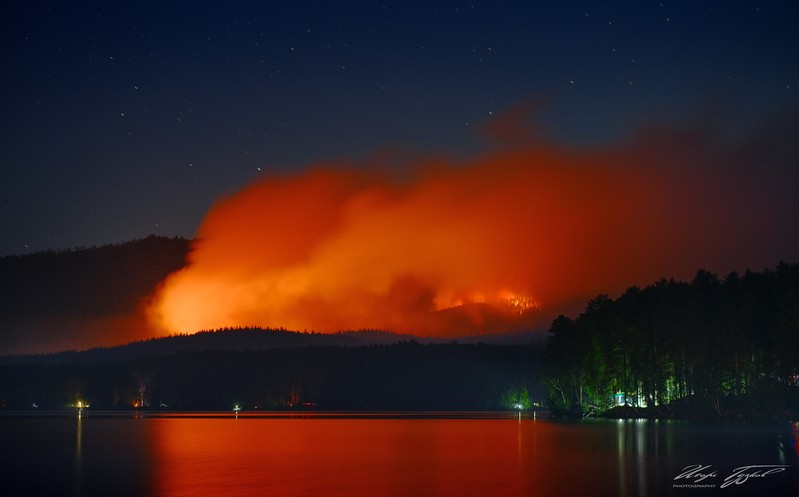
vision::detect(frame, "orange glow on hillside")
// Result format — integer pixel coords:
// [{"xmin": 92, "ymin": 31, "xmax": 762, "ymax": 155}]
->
[{"xmin": 147, "ymin": 126, "xmax": 796, "ymax": 337}]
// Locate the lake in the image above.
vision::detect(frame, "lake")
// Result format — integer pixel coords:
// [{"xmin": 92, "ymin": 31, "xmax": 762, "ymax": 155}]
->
[{"xmin": 2, "ymin": 412, "xmax": 797, "ymax": 497}]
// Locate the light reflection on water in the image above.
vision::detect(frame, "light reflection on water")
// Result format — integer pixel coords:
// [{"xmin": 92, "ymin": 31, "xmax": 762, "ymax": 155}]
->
[
  {"xmin": 152, "ymin": 416, "xmax": 543, "ymax": 497},
  {"xmin": 74, "ymin": 411, "xmax": 82, "ymax": 497},
  {"xmin": 1, "ymin": 412, "xmax": 797, "ymax": 497}
]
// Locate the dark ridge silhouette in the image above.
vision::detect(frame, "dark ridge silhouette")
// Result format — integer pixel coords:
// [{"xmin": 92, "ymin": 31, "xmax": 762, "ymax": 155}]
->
[
  {"xmin": 0, "ymin": 235, "xmax": 190, "ymax": 354},
  {"xmin": 0, "ymin": 327, "xmax": 385, "ymax": 364},
  {"xmin": 0, "ymin": 235, "xmax": 189, "ymax": 318},
  {"xmin": 0, "ymin": 327, "xmax": 543, "ymax": 365}
]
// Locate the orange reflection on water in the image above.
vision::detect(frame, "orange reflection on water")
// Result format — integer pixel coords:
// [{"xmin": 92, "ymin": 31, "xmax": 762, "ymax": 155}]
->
[{"xmin": 150, "ymin": 417, "xmax": 570, "ymax": 497}]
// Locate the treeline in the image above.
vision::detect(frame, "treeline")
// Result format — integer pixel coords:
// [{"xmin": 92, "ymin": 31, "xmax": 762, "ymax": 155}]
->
[
  {"xmin": 0, "ymin": 342, "xmax": 543, "ymax": 411},
  {"xmin": 0, "ymin": 327, "xmax": 538, "ymax": 365},
  {"xmin": 0, "ymin": 327, "xmax": 396, "ymax": 365},
  {"xmin": 542, "ymin": 263, "xmax": 799, "ymax": 418}
]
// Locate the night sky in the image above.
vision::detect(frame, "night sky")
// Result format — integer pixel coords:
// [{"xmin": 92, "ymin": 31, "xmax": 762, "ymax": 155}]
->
[{"xmin": 4, "ymin": 1, "xmax": 797, "ymax": 257}]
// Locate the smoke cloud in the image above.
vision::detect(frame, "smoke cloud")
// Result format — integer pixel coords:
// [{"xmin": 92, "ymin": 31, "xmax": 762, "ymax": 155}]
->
[{"xmin": 149, "ymin": 111, "xmax": 799, "ymax": 337}]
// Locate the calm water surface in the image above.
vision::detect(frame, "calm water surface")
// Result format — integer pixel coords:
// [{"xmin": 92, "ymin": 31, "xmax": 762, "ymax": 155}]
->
[{"xmin": 2, "ymin": 412, "xmax": 797, "ymax": 497}]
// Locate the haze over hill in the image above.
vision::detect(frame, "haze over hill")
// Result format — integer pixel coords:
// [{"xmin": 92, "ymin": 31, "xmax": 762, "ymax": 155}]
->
[
  {"xmin": 147, "ymin": 116, "xmax": 799, "ymax": 340},
  {"xmin": 0, "ymin": 236, "xmax": 549, "ymax": 355}
]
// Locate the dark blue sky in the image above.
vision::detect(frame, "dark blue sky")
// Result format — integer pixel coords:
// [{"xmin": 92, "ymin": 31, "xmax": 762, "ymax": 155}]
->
[{"xmin": 2, "ymin": 1, "xmax": 797, "ymax": 256}]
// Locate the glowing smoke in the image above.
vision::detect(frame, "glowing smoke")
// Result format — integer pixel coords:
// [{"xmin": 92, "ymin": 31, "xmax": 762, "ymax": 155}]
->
[{"xmin": 148, "ymin": 114, "xmax": 799, "ymax": 337}]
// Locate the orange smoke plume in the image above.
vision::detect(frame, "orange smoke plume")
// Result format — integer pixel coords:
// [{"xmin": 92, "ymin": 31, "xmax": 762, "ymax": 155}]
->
[{"xmin": 148, "ymin": 116, "xmax": 799, "ymax": 337}]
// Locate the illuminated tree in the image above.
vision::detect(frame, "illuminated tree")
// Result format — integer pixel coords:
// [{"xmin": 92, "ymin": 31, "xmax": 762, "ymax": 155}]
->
[{"xmin": 502, "ymin": 387, "xmax": 531, "ymax": 409}]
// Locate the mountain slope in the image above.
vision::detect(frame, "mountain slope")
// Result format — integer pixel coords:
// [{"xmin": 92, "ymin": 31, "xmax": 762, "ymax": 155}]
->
[{"xmin": 0, "ymin": 236, "xmax": 190, "ymax": 354}]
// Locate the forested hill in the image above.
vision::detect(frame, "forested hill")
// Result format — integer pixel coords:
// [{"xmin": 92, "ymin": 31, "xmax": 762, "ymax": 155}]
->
[
  {"xmin": 0, "ymin": 235, "xmax": 189, "ymax": 318},
  {"xmin": 0, "ymin": 328, "xmax": 421, "ymax": 364},
  {"xmin": 0, "ymin": 327, "xmax": 542, "ymax": 365},
  {"xmin": 0, "ymin": 236, "xmax": 190, "ymax": 354}
]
